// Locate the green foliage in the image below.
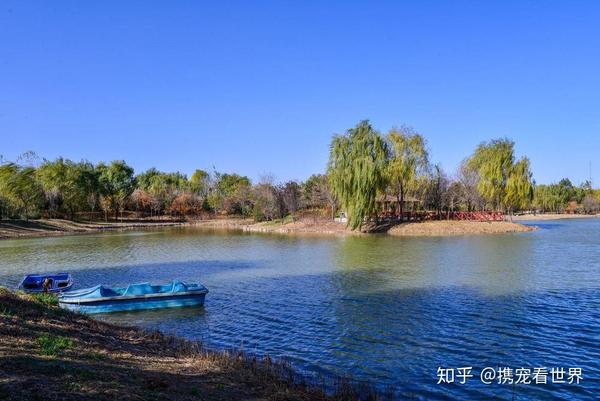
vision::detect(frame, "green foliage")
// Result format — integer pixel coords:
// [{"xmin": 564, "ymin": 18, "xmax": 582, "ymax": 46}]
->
[
  {"xmin": 31, "ymin": 293, "xmax": 59, "ymax": 306},
  {"xmin": 207, "ymin": 172, "xmax": 252, "ymax": 214},
  {"xmin": 301, "ymin": 174, "xmax": 328, "ymax": 208},
  {"xmin": 36, "ymin": 158, "xmax": 99, "ymax": 219},
  {"xmin": 190, "ymin": 169, "xmax": 210, "ymax": 196},
  {"xmin": 327, "ymin": 120, "xmax": 388, "ymax": 229},
  {"xmin": 97, "ymin": 161, "xmax": 135, "ymax": 220},
  {"xmin": 386, "ymin": 126, "xmax": 429, "ymax": 218},
  {"xmin": 0, "ymin": 163, "xmax": 44, "ymax": 219},
  {"xmin": 135, "ymin": 168, "xmax": 189, "ymax": 213},
  {"xmin": 505, "ymin": 158, "xmax": 534, "ymax": 211},
  {"xmin": 533, "ymin": 184, "xmax": 560, "ymax": 212},
  {"xmin": 468, "ymin": 138, "xmax": 533, "ymax": 212},
  {"xmin": 532, "ymin": 179, "xmax": 594, "ymax": 212},
  {"xmin": 468, "ymin": 138, "xmax": 515, "ymax": 210},
  {"xmin": 37, "ymin": 334, "xmax": 74, "ymax": 356}
]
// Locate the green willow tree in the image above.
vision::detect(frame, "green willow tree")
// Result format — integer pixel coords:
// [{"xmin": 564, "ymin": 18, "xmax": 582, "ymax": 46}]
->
[
  {"xmin": 468, "ymin": 138, "xmax": 533, "ymax": 213},
  {"xmin": 327, "ymin": 120, "xmax": 388, "ymax": 230},
  {"xmin": 37, "ymin": 158, "xmax": 99, "ymax": 219},
  {"xmin": 504, "ymin": 157, "xmax": 534, "ymax": 215},
  {"xmin": 386, "ymin": 126, "xmax": 429, "ymax": 220},
  {"xmin": 0, "ymin": 163, "xmax": 44, "ymax": 219}
]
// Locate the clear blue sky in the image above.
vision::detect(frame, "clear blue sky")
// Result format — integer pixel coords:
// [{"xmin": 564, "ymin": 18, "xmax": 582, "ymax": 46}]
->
[{"xmin": 1, "ymin": 1, "xmax": 599, "ymax": 185}]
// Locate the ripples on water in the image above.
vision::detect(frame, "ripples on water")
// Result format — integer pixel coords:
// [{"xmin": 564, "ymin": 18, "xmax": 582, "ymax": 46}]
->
[{"xmin": 1, "ymin": 219, "xmax": 599, "ymax": 400}]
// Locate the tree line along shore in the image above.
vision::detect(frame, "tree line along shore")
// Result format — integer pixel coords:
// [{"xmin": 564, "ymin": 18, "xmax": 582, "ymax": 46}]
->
[{"xmin": 1, "ymin": 120, "xmax": 598, "ymax": 234}]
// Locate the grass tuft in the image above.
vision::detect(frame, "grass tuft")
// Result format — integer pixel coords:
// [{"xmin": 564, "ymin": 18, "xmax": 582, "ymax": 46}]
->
[
  {"xmin": 30, "ymin": 293, "xmax": 59, "ymax": 306},
  {"xmin": 37, "ymin": 334, "xmax": 73, "ymax": 356}
]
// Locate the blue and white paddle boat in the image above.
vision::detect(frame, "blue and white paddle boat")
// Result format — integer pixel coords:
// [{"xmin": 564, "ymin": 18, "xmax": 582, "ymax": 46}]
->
[
  {"xmin": 58, "ymin": 280, "xmax": 208, "ymax": 314},
  {"xmin": 18, "ymin": 273, "xmax": 74, "ymax": 293}
]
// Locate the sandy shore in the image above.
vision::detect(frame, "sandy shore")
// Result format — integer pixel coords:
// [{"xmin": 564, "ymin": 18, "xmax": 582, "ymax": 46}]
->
[
  {"xmin": 196, "ymin": 218, "xmax": 356, "ymax": 235},
  {"xmin": 387, "ymin": 220, "xmax": 535, "ymax": 236},
  {"xmin": 0, "ymin": 288, "xmax": 375, "ymax": 401},
  {"xmin": 194, "ymin": 217, "xmax": 535, "ymax": 237},
  {"xmin": 512, "ymin": 213, "xmax": 599, "ymax": 221},
  {"xmin": 0, "ymin": 219, "xmax": 187, "ymax": 240},
  {"xmin": 1, "ymin": 215, "xmax": 542, "ymax": 240}
]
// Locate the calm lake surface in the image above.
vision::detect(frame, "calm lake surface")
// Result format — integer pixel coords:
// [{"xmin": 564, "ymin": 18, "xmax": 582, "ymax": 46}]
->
[{"xmin": 1, "ymin": 219, "xmax": 599, "ymax": 400}]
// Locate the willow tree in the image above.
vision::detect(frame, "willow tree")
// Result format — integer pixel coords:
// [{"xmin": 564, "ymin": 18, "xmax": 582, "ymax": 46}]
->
[
  {"xmin": 0, "ymin": 163, "xmax": 44, "ymax": 219},
  {"xmin": 386, "ymin": 126, "xmax": 429, "ymax": 220},
  {"xmin": 327, "ymin": 120, "xmax": 388, "ymax": 230},
  {"xmin": 36, "ymin": 158, "xmax": 98, "ymax": 220},
  {"xmin": 504, "ymin": 157, "xmax": 534, "ymax": 216},
  {"xmin": 468, "ymin": 138, "xmax": 533, "ymax": 213}
]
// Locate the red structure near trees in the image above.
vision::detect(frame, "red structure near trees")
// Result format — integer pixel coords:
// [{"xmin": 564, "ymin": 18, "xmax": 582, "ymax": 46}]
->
[{"xmin": 378, "ymin": 210, "xmax": 504, "ymax": 222}]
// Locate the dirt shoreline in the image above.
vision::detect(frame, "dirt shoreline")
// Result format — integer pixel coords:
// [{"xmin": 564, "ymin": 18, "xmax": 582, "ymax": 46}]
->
[
  {"xmin": 0, "ymin": 288, "xmax": 377, "ymax": 401},
  {"xmin": 387, "ymin": 220, "xmax": 535, "ymax": 236},
  {"xmin": 0, "ymin": 219, "xmax": 188, "ymax": 240},
  {"xmin": 191, "ymin": 217, "xmax": 537, "ymax": 237},
  {"xmin": 0, "ymin": 216, "xmax": 546, "ymax": 240}
]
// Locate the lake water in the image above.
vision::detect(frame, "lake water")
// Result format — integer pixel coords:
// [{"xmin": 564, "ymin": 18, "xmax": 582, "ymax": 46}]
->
[{"xmin": 1, "ymin": 219, "xmax": 598, "ymax": 400}]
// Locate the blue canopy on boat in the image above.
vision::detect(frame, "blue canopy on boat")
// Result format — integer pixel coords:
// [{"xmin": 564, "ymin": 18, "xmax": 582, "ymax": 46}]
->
[{"xmin": 60, "ymin": 280, "xmax": 206, "ymax": 301}]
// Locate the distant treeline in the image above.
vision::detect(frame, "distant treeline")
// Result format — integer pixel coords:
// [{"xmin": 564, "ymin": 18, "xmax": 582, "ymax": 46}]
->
[
  {"xmin": 1, "ymin": 121, "xmax": 598, "ymax": 227},
  {"xmin": 0, "ymin": 152, "xmax": 332, "ymax": 222}
]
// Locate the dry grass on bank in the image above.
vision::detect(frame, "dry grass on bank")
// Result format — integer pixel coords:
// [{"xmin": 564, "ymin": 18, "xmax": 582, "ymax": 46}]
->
[
  {"xmin": 0, "ymin": 288, "xmax": 390, "ymax": 401},
  {"xmin": 193, "ymin": 216, "xmax": 356, "ymax": 236},
  {"xmin": 1, "ymin": 214, "xmax": 543, "ymax": 241},
  {"xmin": 194, "ymin": 216, "xmax": 535, "ymax": 237},
  {"xmin": 387, "ymin": 220, "xmax": 535, "ymax": 236},
  {"xmin": 0, "ymin": 219, "xmax": 186, "ymax": 240}
]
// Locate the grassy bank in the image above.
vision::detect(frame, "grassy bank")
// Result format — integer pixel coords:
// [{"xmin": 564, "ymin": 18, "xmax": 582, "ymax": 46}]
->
[{"xmin": 0, "ymin": 288, "xmax": 387, "ymax": 401}]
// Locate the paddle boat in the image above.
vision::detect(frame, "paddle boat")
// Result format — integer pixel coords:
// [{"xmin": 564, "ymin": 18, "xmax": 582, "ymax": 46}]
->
[
  {"xmin": 18, "ymin": 273, "xmax": 74, "ymax": 293},
  {"xmin": 58, "ymin": 280, "xmax": 208, "ymax": 314}
]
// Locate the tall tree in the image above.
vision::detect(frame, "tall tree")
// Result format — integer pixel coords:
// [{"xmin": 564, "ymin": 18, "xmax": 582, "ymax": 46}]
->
[
  {"xmin": 0, "ymin": 163, "xmax": 44, "ymax": 219},
  {"xmin": 301, "ymin": 174, "xmax": 337, "ymax": 219},
  {"xmin": 423, "ymin": 164, "xmax": 449, "ymax": 217},
  {"xmin": 504, "ymin": 157, "xmax": 534, "ymax": 215},
  {"xmin": 207, "ymin": 172, "xmax": 251, "ymax": 214},
  {"xmin": 457, "ymin": 159, "xmax": 482, "ymax": 211},
  {"xmin": 327, "ymin": 120, "xmax": 388, "ymax": 230},
  {"xmin": 468, "ymin": 138, "xmax": 533, "ymax": 213},
  {"xmin": 97, "ymin": 161, "xmax": 135, "ymax": 221},
  {"xmin": 282, "ymin": 181, "xmax": 300, "ymax": 221},
  {"xmin": 37, "ymin": 158, "xmax": 98, "ymax": 220},
  {"xmin": 386, "ymin": 126, "xmax": 429, "ymax": 220},
  {"xmin": 190, "ymin": 169, "xmax": 210, "ymax": 197}
]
